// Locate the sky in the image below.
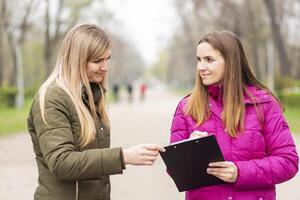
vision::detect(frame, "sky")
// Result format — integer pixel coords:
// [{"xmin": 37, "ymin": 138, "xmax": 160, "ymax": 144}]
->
[{"xmin": 104, "ymin": 0, "xmax": 178, "ymax": 67}]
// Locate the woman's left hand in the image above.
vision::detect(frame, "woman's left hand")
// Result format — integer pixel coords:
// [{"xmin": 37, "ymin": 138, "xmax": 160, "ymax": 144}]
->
[{"xmin": 206, "ymin": 161, "xmax": 238, "ymax": 183}]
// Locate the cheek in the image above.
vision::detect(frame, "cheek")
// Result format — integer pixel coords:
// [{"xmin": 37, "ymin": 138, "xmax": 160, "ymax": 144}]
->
[
  {"xmin": 214, "ymin": 63, "xmax": 225, "ymax": 79},
  {"xmin": 86, "ymin": 68, "xmax": 92, "ymax": 77},
  {"xmin": 87, "ymin": 65, "xmax": 98, "ymax": 74},
  {"xmin": 219, "ymin": 65, "xmax": 225, "ymax": 79}
]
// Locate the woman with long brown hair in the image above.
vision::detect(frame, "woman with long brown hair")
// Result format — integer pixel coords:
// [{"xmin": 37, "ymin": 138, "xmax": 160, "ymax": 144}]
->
[
  {"xmin": 27, "ymin": 24, "xmax": 164, "ymax": 200},
  {"xmin": 170, "ymin": 31, "xmax": 298, "ymax": 200}
]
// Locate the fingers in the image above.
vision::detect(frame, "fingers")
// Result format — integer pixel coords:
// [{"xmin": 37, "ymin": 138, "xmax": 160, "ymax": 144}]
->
[
  {"xmin": 139, "ymin": 144, "xmax": 164, "ymax": 165},
  {"xmin": 189, "ymin": 131, "xmax": 208, "ymax": 139},
  {"xmin": 207, "ymin": 161, "xmax": 238, "ymax": 183},
  {"xmin": 142, "ymin": 144, "xmax": 166, "ymax": 152},
  {"xmin": 207, "ymin": 171, "xmax": 231, "ymax": 182},
  {"xmin": 123, "ymin": 143, "xmax": 165, "ymax": 166},
  {"xmin": 208, "ymin": 161, "xmax": 233, "ymax": 168},
  {"xmin": 141, "ymin": 155, "xmax": 157, "ymax": 162},
  {"xmin": 139, "ymin": 154, "xmax": 158, "ymax": 166},
  {"xmin": 192, "ymin": 130, "xmax": 208, "ymax": 136},
  {"xmin": 207, "ymin": 166, "xmax": 235, "ymax": 174},
  {"xmin": 141, "ymin": 149, "xmax": 159, "ymax": 156},
  {"xmin": 143, "ymin": 160, "xmax": 155, "ymax": 166}
]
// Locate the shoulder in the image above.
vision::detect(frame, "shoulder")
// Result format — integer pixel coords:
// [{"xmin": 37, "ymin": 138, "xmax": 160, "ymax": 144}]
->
[
  {"xmin": 31, "ymin": 84, "xmax": 73, "ymax": 116},
  {"xmin": 174, "ymin": 94, "xmax": 190, "ymax": 116},
  {"xmin": 45, "ymin": 83, "xmax": 69, "ymax": 101},
  {"xmin": 244, "ymin": 86, "xmax": 271, "ymax": 103},
  {"xmin": 245, "ymin": 85, "xmax": 282, "ymax": 114}
]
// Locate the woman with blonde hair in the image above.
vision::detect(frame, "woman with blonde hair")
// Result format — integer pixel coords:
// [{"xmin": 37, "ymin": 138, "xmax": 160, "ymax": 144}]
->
[
  {"xmin": 170, "ymin": 31, "xmax": 298, "ymax": 200},
  {"xmin": 27, "ymin": 24, "xmax": 164, "ymax": 200}
]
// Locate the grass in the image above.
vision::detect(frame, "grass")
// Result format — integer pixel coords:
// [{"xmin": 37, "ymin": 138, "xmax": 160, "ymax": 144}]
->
[
  {"xmin": 284, "ymin": 106, "xmax": 300, "ymax": 135},
  {"xmin": 0, "ymin": 99, "xmax": 32, "ymax": 136}
]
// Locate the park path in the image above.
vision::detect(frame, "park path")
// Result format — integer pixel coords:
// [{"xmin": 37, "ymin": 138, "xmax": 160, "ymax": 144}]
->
[{"xmin": 0, "ymin": 85, "xmax": 299, "ymax": 200}]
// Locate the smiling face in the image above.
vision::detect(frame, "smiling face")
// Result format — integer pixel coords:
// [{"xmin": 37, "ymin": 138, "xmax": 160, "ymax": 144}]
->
[
  {"xmin": 86, "ymin": 49, "xmax": 111, "ymax": 83},
  {"xmin": 196, "ymin": 42, "xmax": 225, "ymax": 86}
]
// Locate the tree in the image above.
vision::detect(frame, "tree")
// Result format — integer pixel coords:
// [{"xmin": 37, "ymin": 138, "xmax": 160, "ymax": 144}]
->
[
  {"xmin": 1, "ymin": 0, "xmax": 37, "ymax": 107},
  {"xmin": 264, "ymin": 0, "xmax": 292, "ymax": 76},
  {"xmin": 43, "ymin": 0, "xmax": 94, "ymax": 78},
  {"xmin": 0, "ymin": 0, "xmax": 4, "ymax": 86},
  {"xmin": 109, "ymin": 33, "xmax": 145, "ymax": 85}
]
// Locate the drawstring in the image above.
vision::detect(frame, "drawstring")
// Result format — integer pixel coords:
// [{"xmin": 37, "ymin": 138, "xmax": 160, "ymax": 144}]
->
[{"xmin": 75, "ymin": 180, "xmax": 79, "ymax": 200}]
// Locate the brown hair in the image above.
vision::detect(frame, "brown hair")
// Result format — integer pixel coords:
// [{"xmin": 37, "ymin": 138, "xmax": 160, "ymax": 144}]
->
[{"xmin": 185, "ymin": 31, "xmax": 283, "ymax": 137}]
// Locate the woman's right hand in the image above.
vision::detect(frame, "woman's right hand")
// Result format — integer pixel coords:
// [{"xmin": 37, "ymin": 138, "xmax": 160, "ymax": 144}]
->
[
  {"xmin": 189, "ymin": 130, "xmax": 208, "ymax": 140},
  {"xmin": 123, "ymin": 144, "xmax": 165, "ymax": 166}
]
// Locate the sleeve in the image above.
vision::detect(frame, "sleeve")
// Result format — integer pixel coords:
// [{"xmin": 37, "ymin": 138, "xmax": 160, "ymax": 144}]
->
[
  {"xmin": 33, "ymin": 88, "xmax": 124, "ymax": 181},
  {"xmin": 233, "ymin": 100, "xmax": 299, "ymax": 189},
  {"xmin": 170, "ymin": 99, "xmax": 190, "ymax": 143}
]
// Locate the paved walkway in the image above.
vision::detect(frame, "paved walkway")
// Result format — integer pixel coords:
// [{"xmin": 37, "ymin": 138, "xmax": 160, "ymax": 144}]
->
[{"xmin": 0, "ymin": 86, "xmax": 299, "ymax": 200}]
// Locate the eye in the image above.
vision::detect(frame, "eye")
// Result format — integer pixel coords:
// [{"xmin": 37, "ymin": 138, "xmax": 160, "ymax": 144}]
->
[
  {"xmin": 92, "ymin": 56, "xmax": 111, "ymax": 64},
  {"xmin": 205, "ymin": 57, "xmax": 214, "ymax": 63},
  {"xmin": 92, "ymin": 59, "xmax": 103, "ymax": 64},
  {"xmin": 196, "ymin": 57, "xmax": 201, "ymax": 62}
]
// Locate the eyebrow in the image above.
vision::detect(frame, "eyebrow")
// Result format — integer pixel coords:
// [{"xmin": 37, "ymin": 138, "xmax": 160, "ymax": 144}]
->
[
  {"xmin": 99, "ymin": 55, "xmax": 111, "ymax": 60},
  {"xmin": 196, "ymin": 55, "xmax": 215, "ymax": 59}
]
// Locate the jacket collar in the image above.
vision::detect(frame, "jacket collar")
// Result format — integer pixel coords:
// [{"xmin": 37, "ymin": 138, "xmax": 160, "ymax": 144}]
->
[
  {"xmin": 207, "ymin": 84, "xmax": 223, "ymax": 102},
  {"xmin": 82, "ymin": 82, "xmax": 106, "ymax": 105},
  {"xmin": 207, "ymin": 84, "xmax": 272, "ymax": 104}
]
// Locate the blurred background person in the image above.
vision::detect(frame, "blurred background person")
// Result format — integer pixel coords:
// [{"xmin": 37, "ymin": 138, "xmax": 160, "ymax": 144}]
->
[
  {"xmin": 126, "ymin": 82, "xmax": 133, "ymax": 103},
  {"xmin": 112, "ymin": 83, "xmax": 120, "ymax": 102},
  {"xmin": 139, "ymin": 83, "xmax": 147, "ymax": 102}
]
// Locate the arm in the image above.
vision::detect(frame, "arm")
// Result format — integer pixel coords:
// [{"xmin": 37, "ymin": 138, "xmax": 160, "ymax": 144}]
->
[
  {"xmin": 170, "ymin": 100, "xmax": 190, "ymax": 143},
  {"xmin": 34, "ymin": 88, "xmax": 124, "ymax": 181},
  {"xmin": 234, "ymin": 100, "xmax": 299, "ymax": 189}
]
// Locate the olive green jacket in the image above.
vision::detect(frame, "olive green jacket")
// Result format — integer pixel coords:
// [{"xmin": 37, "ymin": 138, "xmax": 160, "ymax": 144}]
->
[{"xmin": 27, "ymin": 84, "xmax": 125, "ymax": 200}]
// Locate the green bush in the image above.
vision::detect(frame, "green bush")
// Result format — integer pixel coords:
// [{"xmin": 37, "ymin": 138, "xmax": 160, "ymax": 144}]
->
[
  {"xmin": 278, "ymin": 93, "xmax": 300, "ymax": 107},
  {"xmin": 275, "ymin": 76, "xmax": 300, "ymax": 90},
  {"xmin": 0, "ymin": 87, "xmax": 17, "ymax": 107},
  {"xmin": 25, "ymin": 87, "xmax": 39, "ymax": 99}
]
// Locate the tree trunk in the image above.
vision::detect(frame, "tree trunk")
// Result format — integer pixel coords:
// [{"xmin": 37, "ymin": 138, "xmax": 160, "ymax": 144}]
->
[
  {"xmin": 44, "ymin": 0, "xmax": 64, "ymax": 78},
  {"xmin": 15, "ymin": 41, "xmax": 24, "ymax": 108},
  {"xmin": 267, "ymin": 39, "xmax": 275, "ymax": 91},
  {"xmin": 246, "ymin": 0, "xmax": 262, "ymax": 79},
  {"xmin": 6, "ymin": 30, "xmax": 17, "ymax": 87},
  {"xmin": 44, "ymin": 0, "xmax": 52, "ymax": 78},
  {"xmin": 0, "ymin": 0, "xmax": 4, "ymax": 86},
  {"xmin": 0, "ymin": 24, "xmax": 3, "ymax": 86},
  {"xmin": 264, "ymin": 0, "xmax": 291, "ymax": 76},
  {"xmin": 3, "ymin": 0, "xmax": 35, "ymax": 107}
]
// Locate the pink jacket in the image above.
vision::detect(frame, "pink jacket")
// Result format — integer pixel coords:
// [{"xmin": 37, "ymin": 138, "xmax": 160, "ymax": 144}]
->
[{"xmin": 170, "ymin": 85, "xmax": 299, "ymax": 200}]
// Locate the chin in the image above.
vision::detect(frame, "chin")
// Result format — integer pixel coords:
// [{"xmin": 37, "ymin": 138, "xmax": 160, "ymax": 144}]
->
[
  {"xmin": 202, "ymin": 80, "xmax": 217, "ymax": 86},
  {"xmin": 90, "ymin": 77, "xmax": 102, "ymax": 83}
]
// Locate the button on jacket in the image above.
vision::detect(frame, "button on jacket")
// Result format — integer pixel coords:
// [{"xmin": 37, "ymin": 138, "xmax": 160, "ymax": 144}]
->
[
  {"xmin": 170, "ymin": 85, "xmax": 299, "ymax": 200},
  {"xmin": 27, "ymin": 83, "xmax": 125, "ymax": 200}
]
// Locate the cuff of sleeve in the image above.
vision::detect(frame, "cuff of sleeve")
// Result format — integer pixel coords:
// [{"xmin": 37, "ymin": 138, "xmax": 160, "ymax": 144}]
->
[
  {"xmin": 120, "ymin": 148, "xmax": 126, "ymax": 169},
  {"xmin": 102, "ymin": 147, "xmax": 124, "ymax": 175},
  {"xmin": 233, "ymin": 161, "xmax": 258, "ymax": 189},
  {"xmin": 233, "ymin": 161, "xmax": 243, "ymax": 188}
]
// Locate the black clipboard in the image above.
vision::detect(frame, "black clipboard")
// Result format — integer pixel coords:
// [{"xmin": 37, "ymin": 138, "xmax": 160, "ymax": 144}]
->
[{"xmin": 160, "ymin": 135, "xmax": 225, "ymax": 192}]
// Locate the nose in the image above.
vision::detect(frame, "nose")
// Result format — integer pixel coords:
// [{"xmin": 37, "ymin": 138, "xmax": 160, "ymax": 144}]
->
[
  {"xmin": 197, "ymin": 61, "xmax": 206, "ymax": 71},
  {"xmin": 100, "ymin": 60, "xmax": 109, "ymax": 72}
]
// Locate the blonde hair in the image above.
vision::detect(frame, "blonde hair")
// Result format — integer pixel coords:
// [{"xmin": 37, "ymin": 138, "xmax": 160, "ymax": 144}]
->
[
  {"xmin": 185, "ymin": 31, "xmax": 282, "ymax": 137},
  {"xmin": 39, "ymin": 24, "xmax": 110, "ymax": 146}
]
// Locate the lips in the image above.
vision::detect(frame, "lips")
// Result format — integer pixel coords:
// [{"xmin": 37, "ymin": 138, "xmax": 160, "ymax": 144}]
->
[{"xmin": 200, "ymin": 74, "xmax": 211, "ymax": 78}]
